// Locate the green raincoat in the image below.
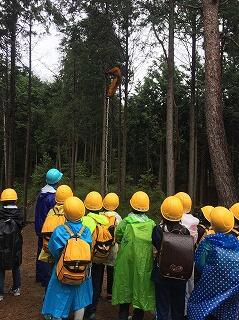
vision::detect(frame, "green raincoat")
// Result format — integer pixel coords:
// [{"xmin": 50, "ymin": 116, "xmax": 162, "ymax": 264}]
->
[{"xmin": 112, "ymin": 213, "xmax": 156, "ymax": 311}]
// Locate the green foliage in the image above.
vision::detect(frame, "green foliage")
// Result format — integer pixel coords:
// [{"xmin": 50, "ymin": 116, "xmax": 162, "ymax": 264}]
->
[{"xmin": 31, "ymin": 153, "xmax": 54, "ymax": 191}]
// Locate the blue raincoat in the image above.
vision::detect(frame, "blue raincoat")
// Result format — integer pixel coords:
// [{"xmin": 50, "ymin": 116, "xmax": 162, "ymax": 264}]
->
[
  {"xmin": 42, "ymin": 221, "xmax": 93, "ymax": 319},
  {"xmin": 188, "ymin": 233, "xmax": 239, "ymax": 320},
  {"xmin": 35, "ymin": 185, "xmax": 56, "ymax": 287}
]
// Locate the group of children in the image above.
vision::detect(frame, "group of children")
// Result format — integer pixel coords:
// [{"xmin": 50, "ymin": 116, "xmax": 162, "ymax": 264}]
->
[{"xmin": 1, "ymin": 167, "xmax": 239, "ymax": 320}]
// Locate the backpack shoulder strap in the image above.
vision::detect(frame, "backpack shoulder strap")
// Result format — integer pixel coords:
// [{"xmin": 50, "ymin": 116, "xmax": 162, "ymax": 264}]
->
[
  {"xmin": 77, "ymin": 226, "xmax": 86, "ymax": 238},
  {"xmin": 63, "ymin": 224, "xmax": 74, "ymax": 237}
]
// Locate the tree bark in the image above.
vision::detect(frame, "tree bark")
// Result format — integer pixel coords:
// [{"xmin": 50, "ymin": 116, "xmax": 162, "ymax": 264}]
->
[
  {"xmin": 23, "ymin": 12, "xmax": 32, "ymax": 221},
  {"xmin": 202, "ymin": 0, "xmax": 237, "ymax": 207},
  {"xmin": 117, "ymin": 84, "xmax": 122, "ymax": 195},
  {"xmin": 166, "ymin": 0, "xmax": 175, "ymax": 195},
  {"xmin": 158, "ymin": 141, "xmax": 164, "ymax": 189},
  {"xmin": 121, "ymin": 14, "xmax": 129, "ymax": 202},
  {"xmin": 8, "ymin": 6, "xmax": 18, "ymax": 186},
  {"xmin": 3, "ymin": 45, "xmax": 9, "ymax": 185},
  {"xmin": 100, "ymin": 88, "xmax": 108, "ymax": 196},
  {"xmin": 188, "ymin": 12, "xmax": 197, "ymax": 203}
]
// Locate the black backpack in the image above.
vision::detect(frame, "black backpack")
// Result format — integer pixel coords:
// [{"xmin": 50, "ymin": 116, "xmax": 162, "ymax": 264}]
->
[
  {"xmin": 0, "ymin": 218, "xmax": 22, "ymax": 270},
  {"xmin": 158, "ymin": 227, "xmax": 194, "ymax": 281}
]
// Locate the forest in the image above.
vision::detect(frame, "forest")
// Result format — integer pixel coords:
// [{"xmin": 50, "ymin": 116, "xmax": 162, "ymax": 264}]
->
[{"xmin": 0, "ymin": 0, "xmax": 239, "ymax": 218}]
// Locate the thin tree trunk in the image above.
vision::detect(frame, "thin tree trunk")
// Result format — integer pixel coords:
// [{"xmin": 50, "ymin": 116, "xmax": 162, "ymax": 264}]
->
[
  {"xmin": 74, "ymin": 135, "xmax": 78, "ymax": 170},
  {"xmin": 91, "ymin": 137, "xmax": 94, "ymax": 175},
  {"xmin": 8, "ymin": 7, "xmax": 17, "ymax": 186},
  {"xmin": 158, "ymin": 141, "xmax": 164, "ymax": 189},
  {"xmin": 3, "ymin": 102, "xmax": 8, "ymax": 186},
  {"xmin": 202, "ymin": 0, "xmax": 237, "ymax": 206},
  {"xmin": 188, "ymin": 12, "xmax": 197, "ymax": 202},
  {"xmin": 194, "ymin": 126, "xmax": 198, "ymax": 204},
  {"xmin": 166, "ymin": 0, "xmax": 175, "ymax": 195},
  {"xmin": 199, "ymin": 148, "xmax": 205, "ymax": 205},
  {"xmin": 23, "ymin": 13, "xmax": 32, "ymax": 221},
  {"xmin": 146, "ymin": 135, "xmax": 150, "ymax": 171},
  {"xmin": 121, "ymin": 17, "xmax": 129, "ymax": 202},
  {"xmin": 92, "ymin": 134, "xmax": 97, "ymax": 176},
  {"xmin": 71, "ymin": 136, "xmax": 76, "ymax": 191},
  {"xmin": 84, "ymin": 139, "xmax": 87, "ymax": 164},
  {"xmin": 117, "ymin": 84, "xmax": 122, "ymax": 194},
  {"xmin": 57, "ymin": 139, "xmax": 62, "ymax": 170},
  {"xmin": 3, "ymin": 45, "xmax": 9, "ymax": 185},
  {"xmin": 100, "ymin": 89, "xmax": 108, "ymax": 195}
]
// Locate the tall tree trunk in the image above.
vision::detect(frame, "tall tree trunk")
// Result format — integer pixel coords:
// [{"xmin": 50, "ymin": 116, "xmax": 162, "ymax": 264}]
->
[
  {"xmin": 188, "ymin": 12, "xmax": 197, "ymax": 203},
  {"xmin": 74, "ymin": 135, "xmax": 78, "ymax": 170},
  {"xmin": 84, "ymin": 139, "xmax": 87, "ymax": 164},
  {"xmin": 117, "ymin": 85, "xmax": 122, "ymax": 194},
  {"xmin": 100, "ymin": 87, "xmax": 109, "ymax": 196},
  {"xmin": 166, "ymin": 0, "xmax": 175, "ymax": 195},
  {"xmin": 57, "ymin": 139, "xmax": 62, "ymax": 170},
  {"xmin": 121, "ymin": 17, "xmax": 129, "ymax": 202},
  {"xmin": 23, "ymin": 13, "xmax": 32, "ymax": 221},
  {"xmin": 3, "ymin": 45, "xmax": 9, "ymax": 185},
  {"xmin": 158, "ymin": 141, "xmax": 164, "ymax": 189},
  {"xmin": 8, "ymin": 7, "xmax": 17, "ymax": 186},
  {"xmin": 199, "ymin": 147, "xmax": 206, "ymax": 205},
  {"xmin": 202, "ymin": 0, "xmax": 237, "ymax": 206},
  {"xmin": 193, "ymin": 126, "xmax": 198, "ymax": 204}
]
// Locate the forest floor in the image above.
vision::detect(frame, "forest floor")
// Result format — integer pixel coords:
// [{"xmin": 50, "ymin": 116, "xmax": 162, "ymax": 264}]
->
[{"xmin": 1, "ymin": 224, "xmax": 154, "ymax": 320}]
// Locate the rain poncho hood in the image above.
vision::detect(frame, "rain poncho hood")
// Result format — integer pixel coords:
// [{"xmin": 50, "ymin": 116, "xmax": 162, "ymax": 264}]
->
[
  {"xmin": 81, "ymin": 212, "xmax": 108, "ymax": 233},
  {"xmin": 112, "ymin": 213, "xmax": 155, "ymax": 311},
  {"xmin": 188, "ymin": 233, "xmax": 239, "ymax": 320}
]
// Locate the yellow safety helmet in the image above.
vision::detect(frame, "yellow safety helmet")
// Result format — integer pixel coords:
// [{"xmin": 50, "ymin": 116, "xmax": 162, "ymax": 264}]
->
[
  {"xmin": 103, "ymin": 193, "xmax": 119, "ymax": 211},
  {"xmin": 175, "ymin": 192, "xmax": 192, "ymax": 214},
  {"xmin": 230, "ymin": 203, "xmax": 239, "ymax": 221},
  {"xmin": 55, "ymin": 185, "xmax": 73, "ymax": 204},
  {"xmin": 84, "ymin": 191, "xmax": 103, "ymax": 211},
  {"xmin": 201, "ymin": 205, "xmax": 214, "ymax": 222},
  {"xmin": 210, "ymin": 206, "xmax": 234, "ymax": 234},
  {"xmin": 130, "ymin": 191, "xmax": 150, "ymax": 212},
  {"xmin": 64, "ymin": 196, "xmax": 85, "ymax": 222},
  {"xmin": 0, "ymin": 188, "xmax": 18, "ymax": 202},
  {"xmin": 161, "ymin": 196, "xmax": 184, "ymax": 221}
]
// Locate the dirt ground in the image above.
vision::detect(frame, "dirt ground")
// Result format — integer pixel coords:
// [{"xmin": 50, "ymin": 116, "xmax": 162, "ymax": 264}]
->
[{"xmin": 1, "ymin": 224, "xmax": 154, "ymax": 320}]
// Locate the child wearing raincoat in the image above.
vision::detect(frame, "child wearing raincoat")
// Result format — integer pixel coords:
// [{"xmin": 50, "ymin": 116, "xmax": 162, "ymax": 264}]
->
[
  {"xmin": 39, "ymin": 185, "xmax": 73, "ymax": 263},
  {"xmin": 42, "ymin": 197, "xmax": 93, "ymax": 320},
  {"xmin": 188, "ymin": 206, "xmax": 239, "ymax": 320},
  {"xmin": 35, "ymin": 168, "xmax": 63, "ymax": 287},
  {"xmin": 112, "ymin": 191, "xmax": 155, "ymax": 320}
]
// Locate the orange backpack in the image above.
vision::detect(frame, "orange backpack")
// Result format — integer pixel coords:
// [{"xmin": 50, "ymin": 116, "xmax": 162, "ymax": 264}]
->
[
  {"xmin": 92, "ymin": 215, "xmax": 116, "ymax": 263},
  {"xmin": 41, "ymin": 208, "xmax": 66, "ymax": 252},
  {"xmin": 56, "ymin": 224, "xmax": 91, "ymax": 285}
]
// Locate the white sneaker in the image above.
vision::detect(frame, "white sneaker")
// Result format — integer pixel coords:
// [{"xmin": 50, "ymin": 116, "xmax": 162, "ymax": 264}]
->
[
  {"xmin": 11, "ymin": 288, "xmax": 21, "ymax": 296},
  {"xmin": 0, "ymin": 295, "xmax": 3, "ymax": 301}
]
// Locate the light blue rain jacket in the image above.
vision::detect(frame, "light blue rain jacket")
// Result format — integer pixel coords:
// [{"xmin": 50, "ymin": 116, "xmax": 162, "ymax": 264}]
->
[
  {"xmin": 188, "ymin": 233, "xmax": 239, "ymax": 320},
  {"xmin": 42, "ymin": 221, "xmax": 93, "ymax": 319}
]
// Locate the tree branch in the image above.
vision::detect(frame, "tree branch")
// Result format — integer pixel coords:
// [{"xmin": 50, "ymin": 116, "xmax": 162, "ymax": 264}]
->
[{"xmin": 152, "ymin": 24, "xmax": 168, "ymax": 62}]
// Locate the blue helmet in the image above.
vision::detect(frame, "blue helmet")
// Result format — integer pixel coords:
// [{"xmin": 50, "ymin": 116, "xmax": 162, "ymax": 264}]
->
[{"xmin": 46, "ymin": 168, "xmax": 63, "ymax": 185}]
